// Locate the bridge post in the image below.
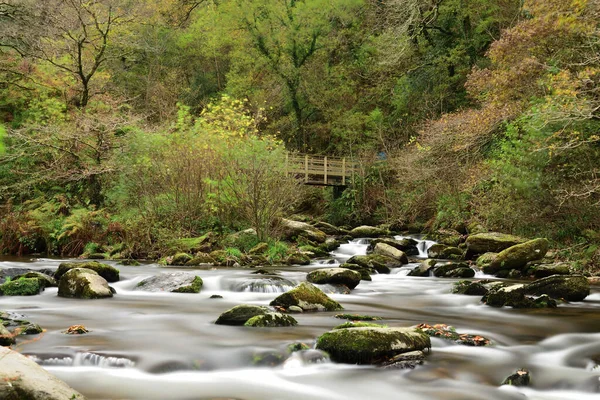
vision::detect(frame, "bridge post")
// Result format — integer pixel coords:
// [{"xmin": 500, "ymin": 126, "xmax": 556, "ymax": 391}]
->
[
  {"xmin": 342, "ymin": 158, "xmax": 346, "ymax": 185},
  {"xmin": 304, "ymin": 155, "xmax": 308, "ymax": 183},
  {"xmin": 324, "ymin": 156, "xmax": 327, "ymax": 185},
  {"xmin": 285, "ymin": 153, "xmax": 289, "ymax": 176}
]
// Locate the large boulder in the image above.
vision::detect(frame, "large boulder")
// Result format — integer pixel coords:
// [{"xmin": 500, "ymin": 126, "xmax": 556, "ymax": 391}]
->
[
  {"xmin": 315, "ymin": 327, "xmax": 430, "ymax": 364},
  {"xmin": 270, "ymin": 282, "xmax": 343, "ymax": 311},
  {"xmin": 373, "ymin": 243, "xmax": 408, "ymax": 264},
  {"xmin": 367, "ymin": 238, "xmax": 419, "ymax": 256},
  {"xmin": 347, "ymin": 254, "xmax": 402, "ymax": 273},
  {"xmin": 244, "ymin": 313, "xmax": 298, "ymax": 327},
  {"xmin": 135, "ymin": 272, "xmax": 203, "ymax": 293},
  {"xmin": 476, "ymin": 252, "xmax": 498, "ymax": 269},
  {"xmin": 427, "ymin": 244, "xmax": 463, "ymax": 260},
  {"xmin": 527, "ymin": 262, "xmax": 571, "ymax": 279},
  {"xmin": 306, "ymin": 268, "xmax": 362, "ymax": 289},
  {"xmin": 465, "ymin": 232, "xmax": 525, "ymax": 255},
  {"xmin": 215, "ymin": 305, "xmax": 271, "ymax": 325},
  {"xmin": 349, "ymin": 225, "xmax": 389, "ymax": 238},
  {"xmin": 408, "ymin": 259, "xmax": 437, "ymax": 277},
  {"xmin": 55, "ymin": 261, "xmax": 120, "ymax": 283},
  {"xmin": 524, "ymin": 274, "xmax": 590, "ymax": 302},
  {"xmin": 14, "ymin": 271, "xmax": 57, "ymax": 288},
  {"xmin": 429, "ymin": 229, "xmax": 463, "ymax": 247},
  {"xmin": 483, "ymin": 283, "xmax": 558, "ymax": 308},
  {"xmin": 0, "ymin": 346, "xmax": 85, "ymax": 399},
  {"xmin": 57, "ymin": 268, "xmax": 113, "ymax": 299},
  {"xmin": 280, "ymin": 218, "xmax": 327, "ymax": 243},
  {"xmin": 485, "ymin": 238, "xmax": 549, "ymax": 274}
]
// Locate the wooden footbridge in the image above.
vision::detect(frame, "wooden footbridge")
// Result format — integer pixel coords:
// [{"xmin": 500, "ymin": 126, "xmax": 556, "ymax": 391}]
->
[{"xmin": 285, "ymin": 153, "xmax": 358, "ymax": 186}]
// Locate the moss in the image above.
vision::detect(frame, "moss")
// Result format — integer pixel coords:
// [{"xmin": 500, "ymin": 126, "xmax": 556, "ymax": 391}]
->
[
  {"xmin": 524, "ymin": 274, "xmax": 589, "ymax": 301},
  {"xmin": 270, "ymin": 282, "xmax": 343, "ymax": 311},
  {"xmin": 487, "ymin": 238, "xmax": 549, "ymax": 273},
  {"xmin": 285, "ymin": 253, "xmax": 311, "ymax": 265},
  {"xmin": 215, "ymin": 305, "xmax": 271, "ymax": 325},
  {"xmin": 167, "ymin": 235, "xmax": 211, "ymax": 253},
  {"xmin": 433, "ymin": 262, "xmax": 472, "ymax": 277},
  {"xmin": 334, "ymin": 314, "xmax": 382, "ymax": 321},
  {"xmin": 244, "ymin": 313, "xmax": 298, "ymax": 327},
  {"xmin": 476, "ymin": 252, "xmax": 498, "ymax": 268},
  {"xmin": 185, "ymin": 253, "xmax": 215, "ymax": 266},
  {"xmin": 56, "ymin": 261, "xmax": 120, "ymax": 282},
  {"xmin": 172, "ymin": 276, "xmax": 203, "ymax": 293},
  {"xmin": 349, "ymin": 225, "xmax": 389, "ymax": 238},
  {"xmin": 333, "ymin": 322, "xmax": 387, "ymax": 329},
  {"xmin": 427, "ymin": 244, "xmax": 463, "ymax": 259},
  {"xmin": 0, "ymin": 278, "xmax": 43, "ymax": 296},
  {"xmin": 315, "ymin": 327, "xmax": 431, "ymax": 364},
  {"xmin": 465, "ymin": 232, "xmax": 525, "ymax": 254},
  {"xmin": 299, "ymin": 245, "xmax": 330, "ymax": 257},
  {"xmin": 306, "ymin": 268, "xmax": 361, "ymax": 289},
  {"xmin": 170, "ymin": 252, "xmax": 193, "ymax": 266},
  {"xmin": 347, "ymin": 254, "xmax": 401, "ymax": 273},
  {"xmin": 339, "ymin": 264, "xmax": 372, "ymax": 281},
  {"xmin": 57, "ymin": 268, "xmax": 113, "ymax": 299}
]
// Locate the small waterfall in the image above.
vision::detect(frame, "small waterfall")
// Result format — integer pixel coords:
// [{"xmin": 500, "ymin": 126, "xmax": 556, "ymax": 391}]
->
[
  {"xmin": 229, "ymin": 277, "xmax": 296, "ymax": 293},
  {"xmin": 331, "ymin": 239, "xmax": 369, "ymax": 261},
  {"xmin": 394, "ymin": 235, "xmax": 436, "ymax": 258},
  {"xmin": 282, "ymin": 350, "xmax": 330, "ymax": 369},
  {"xmin": 28, "ymin": 352, "xmax": 135, "ymax": 368}
]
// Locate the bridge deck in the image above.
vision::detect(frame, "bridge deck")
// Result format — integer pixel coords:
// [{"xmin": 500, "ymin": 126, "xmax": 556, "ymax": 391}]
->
[{"xmin": 286, "ymin": 153, "xmax": 358, "ymax": 186}]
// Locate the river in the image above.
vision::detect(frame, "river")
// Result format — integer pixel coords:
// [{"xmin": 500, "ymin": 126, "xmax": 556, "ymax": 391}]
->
[{"xmin": 1, "ymin": 237, "xmax": 600, "ymax": 400}]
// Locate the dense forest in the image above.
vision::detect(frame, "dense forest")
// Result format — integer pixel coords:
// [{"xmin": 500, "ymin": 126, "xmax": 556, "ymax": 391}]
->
[{"xmin": 0, "ymin": 0, "xmax": 599, "ymax": 271}]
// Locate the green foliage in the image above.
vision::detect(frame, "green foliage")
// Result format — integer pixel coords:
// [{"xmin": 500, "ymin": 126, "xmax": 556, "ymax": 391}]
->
[
  {"xmin": 225, "ymin": 247, "xmax": 243, "ymax": 259},
  {"xmin": 0, "ymin": 124, "xmax": 5, "ymax": 154},
  {"xmin": 266, "ymin": 241, "xmax": 289, "ymax": 263}
]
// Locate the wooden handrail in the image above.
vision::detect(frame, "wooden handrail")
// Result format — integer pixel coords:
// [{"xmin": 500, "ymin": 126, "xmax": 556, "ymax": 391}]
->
[{"xmin": 285, "ymin": 152, "xmax": 358, "ymax": 186}]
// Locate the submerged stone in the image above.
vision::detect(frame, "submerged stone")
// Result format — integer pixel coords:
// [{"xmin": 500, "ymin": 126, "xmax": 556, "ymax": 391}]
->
[
  {"xmin": 315, "ymin": 327, "xmax": 430, "ymax": 364},
  {"xmin": 215, "ymin": 305, "xmax": 271, "ymax": 326},
  {"xmin": 270, "ymin": 282, "xmax": 343, "ymax": 311},
  {"xmin": 56, "ymin": 261, "xmax": 120, "ymax": 283},
  {"xmin": 306, "ymin": 268, "xmax": 362, "ymax": 289},
  {"xmin": 57, "ymin": 268, "xmax": 113, "ymax": 299},
  {"xmin": 381, "ymin": 350, "xmax": 425, "ymax": 369},
  {"xmin": 0, "ymin": 324, "xmax": 15, "ymax": 346},
  {"xmin": 502, "ymin": 368, "xmax": 531, "ymax": 387},
  {"xmin": 135, "ymin": 272, "xmax": 203, "ymax": 293}
]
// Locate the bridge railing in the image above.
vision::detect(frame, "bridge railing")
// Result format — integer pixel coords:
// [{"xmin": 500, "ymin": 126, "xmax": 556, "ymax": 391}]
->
[{"xmin": 285, "ymin": 153, "xmax": 358, "ymax": 186}]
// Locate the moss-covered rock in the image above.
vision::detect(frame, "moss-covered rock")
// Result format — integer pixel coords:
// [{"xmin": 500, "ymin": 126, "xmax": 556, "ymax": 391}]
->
[
  {"xmin": 215, "ymin": 304, "xmax": 271, "ymax": 325},
  {"xmin": 433, "ymin": 262, "xmax": 474, "ymax": 278},
  {"xmin": 381, "ymin": 350, "xmax": 426, "ymax": 369},
  {"xmin": 349, "ymin": 225, "xmax": 389, "ymax": 238},
  {"xmin": 339, "ymin": 263, "xmax": 372, "ymax": 281},
  {"xmin": 244, "ymin": 313, "xmax": 298, "ymax": 327},
  {"xmin": 299, "ymin": 245, "xmax": 330, "ymax": 258},
  {"xmin": 315, "ymin": 327, "xmax": 430, "ymax": 364},
  {"xmin": 320, "ymin": 238, "xmax": 341, "ymax": 252},
  {"xmin": 486, "ymin": 238, "xmax": 549, "ymax": 274},
  {"xmin": 169, "ymin": 252, "xmax": 193, "ymax": 266},
  {"xmin": 209, "ymin": 250, "xmax": 237, "ymax": 266},
  {"xmin": 55, "ymin": 261, "xmax": 120, "ymax": 283},
  {"xmin": 367, "ymin": 238, "xmax": 419, "ymax": 256},
  {"xmin": 270, "ymin": 282, "xmax": 343, "ymax": 311},
  {"xmin": 135, "ymin": 272, "xmax": 203, "ymax": 293},
  {"xmin": 417, "ymin": 323, "xmax": 491, "ymax": 346},
  {"xmin": 167, "ymin": 234, "xmax": 215, "ymax": 254},
  {"xmin": 452, "ymin": 281, "xmax": 488, "ymax": 296},
  {"xmin": 286, "ymin": 252, "xmax": 311, "ymax": 265},
  {"xmin": 57, "ymin": 268, "xmax": 113, "ymax": 299},
  {"xmin": 465, "ymin": 232, "xmax": 526, "ymax": 255},
  {"xmin": 429, "ymin": 229, "xmax": 463, "ymax": 247},
  {"xmin": 523, "ymin": 274, "xmax": 590, "ymax": 301},
  {"xmin": 408, "ymin": 259, "xmax": 437, "ymax": 277},
  {"xmin": 502, "ymin": 368, "xmax": 531, "ymax": 387},
  {"xmin": 427, "ymin": 244, "xmax": 463, "ymax": 260},
  {"xmin": 476, "ymin": 252, "xmax": 498, "ymax": 269},
  {"xmin": 307, "ymin": 268, "xmax": 362, "ymax": 289},
  {"xmin": 333, "ymin": 321, "xmax": 387, "ymax": 329},
  {"xmin": 347, "ymin": 254, "xmax": 402, "ymax": 273},
  {"xmin": 185, "ymin": 253, "xmax": 215, "ymax": 266},
  {"xmin": 13, "ymin": 272, "xmax": 57, "ymax": 288},
  {"xmin": 249, "ymin": 242, "xmax": 269, "ymax": 255},
  {"xmin": 280, "ymin": 218, "xmax": 327, "ymax": 243},
  {"xmin": 527, "ymin": 263, "xmax": 571, "ymax": 279},
  {"xmin": 334, "ymin": 314, "xmax": 382, "ymax": 321},
  {"xmin": 0, "ymin": 278, "xmax": 43, "ymax": 296},
  {"xmin": 372, "ymin": 243, "xmax": 408, "ymax": 264}
]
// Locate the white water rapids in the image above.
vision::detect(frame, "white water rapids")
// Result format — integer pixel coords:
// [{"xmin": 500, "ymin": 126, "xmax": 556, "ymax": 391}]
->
[{"xmin": 1, "ymin": 237, "xmax": 599, "ymax": 400}]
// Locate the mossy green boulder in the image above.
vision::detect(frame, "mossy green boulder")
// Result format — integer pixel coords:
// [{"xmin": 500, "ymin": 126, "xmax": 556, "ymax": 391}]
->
[
  {"xmin": 185, "ymin": 253, "xmax": 215, "ymax": 266},
  {"xmin": 244, "ymin": 313, "xmax": 298, "ymax": 327},
  {"xmin": 373, "ymin": 243, "xmax": 408, "ymax": 264},
  {"xmin": 0, "ymin": 278, "xmax": 43, "ymax": 296},
  {"xmin": 349, "ymin": 225, "xmax": 389, "ymax": 238},
  {"xmin": 57, "ymin": 268, "xmax": 113, "ymax": 299},
  {"xmin": 170, "ymin": 252, "xmax": 193, "ymax": 266},
  {"xmin": 368, "ymin": 238, "xmax": 419, "ymax": 256},
  {"xmin": 315, "ymin": 327, "xmax": 430, "ymax": 364},
  {"xmin": 13, "ymin": 272, "xmax": 57, "ymax": 288},
  {"xmin": 286, "ymin": 253, "xmax": 311, "ymax": 265},
  {"xmin": 524, "ymin": 274, "xmax": 589, "ymax": 301},
  {"xmin": 452, "ymin": 281, "xmax": 488, "ymax": 296},
  {"xmin": 135, "ymin": 272, "xmax": 203, "ymax": 293},
  {"xmin": 476, "ymin": 252, "xmax": 498, "ymax": 269},
  {"xmin": 465, "ymin": 232, "xmax": 525, "ymax": 254},
  {"xmin": 338, "ymin": 263, "xmax": 372, "ymax": 281},
  {"xmin": 408, "ymin": 259, "xmax": 437, "ymax": 277},
  {"xmin": 280, "ymin": 218, "xmax": 327, "ymax": 243},
  {"xmin": 427, "ymin": 244, "xmax": 463, "ymax": 260},
  {"xmin": 55, "ymin": 261, "xmax": 120, "ymax": 283},
  {"xmin": 270, "ymin": 282, "xmax": 343, "ymax": 311},
  {"xmin": 215, "ymin": 305, "xmax": 271, "ymax": 325},
  {"xmin": 433, "ymin": 262, "xmax": 475, "ymax": 278},
  {"xmin": 527, "ymin": 263, "xmax": 571, "ymax": 279},
  {"xmin": 306, "ymin": 268, "xmax": 362, "ymax": 289},
  {"xmin": 485, "ymin": 238, "xmax": 549, "ymax": 274},
  {"xmin": 347, "ymin": 254, "xmax": 401, "ymax": 273}
]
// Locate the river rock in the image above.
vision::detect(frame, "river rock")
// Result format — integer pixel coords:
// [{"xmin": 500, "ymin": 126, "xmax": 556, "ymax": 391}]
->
[
  {"xmin": 465, "ymin": 232, "xmax": 525, "ymax": 255},
  {"xmin": 502, "ymin": 368, "xmax": 531, "ymax": 386},
  {"xmin": 298, "ymin": 245, "xmax": 330, "ymax": 258},
  {"xmin": 0, "ymin": 346, "xmax": 85, "ymax": 399},
  {"xmin": 339, "ymin": 263, "xmax": 372, "ymax": 281},
  {"xmin": 55, "ymin": 261, "xmax": 120, "ymax": 283},
  {"xmin": 483, "ymin": 283, "xmax": 558, "ymax": 308},
  {"xmin": 215, "ymin": 305, "xmax": 271, "ymax": 325},
  {"xmin": 244, "ymin": 312, "xmax": 298, "ymax": 327},
  {"xmin": 476, "ymin": 252, "xmax": 498, "ymax": 269},
  {"xmin": 57, "ymin": 268, "xmax": 113, "ymax": 299},
  {"xmin": 429, "ymin": 229, "xmax": 463, "ymax": 247},
  {"xmin": 185, "ymin": 253, "xmax": 215, "ymax": 266},
  {"xmin": 315, "ymin": 327, "xmax": 430, "ymax": 364},
  {"xmin": 527, "ymin": 262, "xmax": 571, "ymax": 278},
  {"xmin": 485, "ymin": 238, "xmax": 549, "ymax": 274},
  {"xmin": 433, "ymin": 262, "xmax": 475, "ymax": 278},
  {"xmin": 280, "ymin": 218, "xmax": 327, "ymax": 243},
  {"xmin": 135, "ymin": 272, "xmax": 203, "ymax": 293},
  {"xmin": 347, "ymin": 254, "xmax": 402, "ymax": 273},
  {"xmin": 452, "ymin": 280, "xmax": 489, "ymax": 296},
  {"xmin": 349, "ymin": 225, "xmax": 389, "ymax": 238},
  {"xmin": 373, "ymin": 243, "xmax": 408, "ymax": 263},
  {"xmin": 427, "ymin": 244, "xmax": 463, "ymax": 260},
  {"xmin": 14, "ymin": 271, "xmax": 57, "ymax": 288},
  {"xmin": 408, "ymin": 259, "xmax": 437, "ymax": 277},
  {"xmin": 417, "ymin": 323, "xmax": 491, "ymax": 346},
  {"xmin": 0, "ymin": 278, "xmax": 44, "ymax": 296},
  {"xmin": 270, "ymin": 282, "xmax": 343, "ymax": 311},
  {"xmin": 368, "ymin": 238, "xmax": 419, "ymax": 256},
  {"xmin": 306, "ymin": 268, "xmax": 362, "ymax": 289},
  {"xmin": 169, "ymin": 252, "xmax": 193, "ymax": 266},
  {"xmin": 381, "ymin": 350, "xmax": 426, "ymax": 369},
  {"xmin": 286, "ymin": 252, "xmax": 311, "ymax": 265},
  {"xmin": 523, "ymin": 274, "xmax": 590, "ymax": 301}
]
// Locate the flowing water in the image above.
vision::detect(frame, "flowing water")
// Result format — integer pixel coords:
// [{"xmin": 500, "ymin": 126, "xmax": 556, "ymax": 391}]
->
[{"xmin": 1, "ymin": 238, "xmax": 600, "ymax": 400}]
